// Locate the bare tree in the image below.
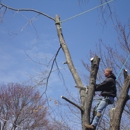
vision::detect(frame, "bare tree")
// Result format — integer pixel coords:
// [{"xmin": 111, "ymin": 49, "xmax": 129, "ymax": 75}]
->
[
  {"xmin": 0, "ymin": 1, "xmax": 130, "ymax": 130},
  {"xmin": 0, "ymin": 83, "xmax": 53, "ymax": 130}
]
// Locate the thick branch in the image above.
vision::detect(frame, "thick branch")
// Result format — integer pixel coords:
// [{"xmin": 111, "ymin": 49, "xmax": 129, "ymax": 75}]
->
[
  {"xmin": 85, "ymin": 56, "xmax": 100, "ymax": 124},
  {"xmin": 55, "ymin": 15, "xmax": 85, "ymax": 104},
  {"xmin": 109, "ymin": 75, "xmax": 130, "ymax": 130},
  {"xmin": 0, "ymin": 3, "xmax": 55, "ymax": 21},
  {"xmin": 61, "ymin": 96, "xmax": 84, "ymax": 112}
]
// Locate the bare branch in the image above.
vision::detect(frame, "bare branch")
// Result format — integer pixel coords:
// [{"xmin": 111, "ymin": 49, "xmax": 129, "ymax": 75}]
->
[
  {"xmin": 61, "ymin": 96, "xmax": 84, "ymax": 113},
  {"xmin": 24, "ymin": 50, "xmax": 47, "ymax": 66},
  {"xmin": 0, "ymin": 3, "xmax": 55, "ymax": 21},
  {"xmin": 20, "ymin": 14, "xmax": 40, "ymax": 34},
  {"xmin": 0, "ymin": 5, "xmax": 7, "ymax": 23},
  {"xmin": 40, "ymin": 46, "xmax": 61, "ymax": 96},
  {"xmin": 55, "ymin": 60, "xmax": 68, "ymax": 90}
]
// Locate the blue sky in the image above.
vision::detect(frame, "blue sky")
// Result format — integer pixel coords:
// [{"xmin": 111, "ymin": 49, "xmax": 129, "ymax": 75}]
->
[
  {"xmin": 0, "ymin": 0, "xmax": 130, "ymax": 128},
  {"xmin": 0, "ymin": 0, "xmax": 129, "ymax": 83}
]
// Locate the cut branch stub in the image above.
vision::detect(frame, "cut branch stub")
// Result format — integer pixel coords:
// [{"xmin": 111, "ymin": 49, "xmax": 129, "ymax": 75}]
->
[
  {"xmin": 123, "ymin": 69, "xmax": 128, "ymax": 79},
  {"xmin": 61, "ymin": 96, "xmax": 84, "ymax": 113}
]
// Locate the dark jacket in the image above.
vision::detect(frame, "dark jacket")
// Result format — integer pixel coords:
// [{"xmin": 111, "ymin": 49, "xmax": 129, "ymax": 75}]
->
[{"xmin": 95, "ymin": 73, "xmax": 116, "ymax": 97}]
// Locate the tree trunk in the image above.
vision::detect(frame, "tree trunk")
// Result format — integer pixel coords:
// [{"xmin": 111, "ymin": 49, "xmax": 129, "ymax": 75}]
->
[
  {"xmin": 109, "ymin": 74, "xmax": 130, "ymax": 130},
  {"xmin": 85, "ymin": 56, "xmax": 100, "ymax": 124},
  {"xmin": 55, "ymin": 15, "xmax": 86, "ymax": 130},
  {"xmin": 55, "ymin": 15, "xmax": 100, "ymax": 130}
]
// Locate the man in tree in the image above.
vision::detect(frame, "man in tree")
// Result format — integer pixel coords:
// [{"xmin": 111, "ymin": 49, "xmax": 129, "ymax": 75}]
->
[{"xmin": 85, "ymin": 68, "xmax": 116, "ymax": 130}]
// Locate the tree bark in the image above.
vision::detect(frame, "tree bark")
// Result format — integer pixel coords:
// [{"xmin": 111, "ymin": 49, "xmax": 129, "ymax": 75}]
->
[
  {"xmin": 85, "ymin": 56, "xmax": 100, "ymax": 124},
  {"xmin": 109, "ymin": 74, "xmax": 130, "ymax": 130}
]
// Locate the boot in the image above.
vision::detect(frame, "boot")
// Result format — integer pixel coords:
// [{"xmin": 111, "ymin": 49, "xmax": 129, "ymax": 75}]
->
[{"xmin": 85, "ymin": 124, "xmax": 96, "ymax": 130}]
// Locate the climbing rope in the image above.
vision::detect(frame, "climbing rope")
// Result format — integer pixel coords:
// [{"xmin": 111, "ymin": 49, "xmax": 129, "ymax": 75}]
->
[
  {"xmin": 61, "ymin": 0, "xmax": 114, "ymax": 23},
  {"xmin": 116, "ymin": 54, "xmax": 130, "ymax": 80}
]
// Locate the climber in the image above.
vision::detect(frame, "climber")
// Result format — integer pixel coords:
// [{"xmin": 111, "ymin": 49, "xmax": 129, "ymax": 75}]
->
[{"xmin": 85, "ymin": 68, "xmax": 116, "ymax": 130}]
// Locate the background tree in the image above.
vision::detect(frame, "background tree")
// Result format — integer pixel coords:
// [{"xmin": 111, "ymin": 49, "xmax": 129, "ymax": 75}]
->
[{"xmin": 0, "ymin": 83, "xmax": 53, "ymax": 130}]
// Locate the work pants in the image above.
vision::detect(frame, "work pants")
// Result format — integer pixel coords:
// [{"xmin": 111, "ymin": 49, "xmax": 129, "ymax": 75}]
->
[{"xmin": 92, "ymin": 96, "xmax": 114, "ymax": 127}]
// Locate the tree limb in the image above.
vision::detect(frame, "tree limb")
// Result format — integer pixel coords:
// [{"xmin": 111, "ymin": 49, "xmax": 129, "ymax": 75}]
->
[
  {"xmin": 109, "ymin": 75, "xmax": 130, "ymax": 130},
  {"xmin": 0, "ymin": 3, "xmax": 55, "ymax": 21},
  {"xmin": 40, "ymin": 46, "xmax": 61, "ymax": 96},
  {"xmin": 85, "ymin": 56, "xmax": 100, "ymax": 124},
  {"xmin": 61, "ymin": 96, "xmax": 84, "ymax": 113}
]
